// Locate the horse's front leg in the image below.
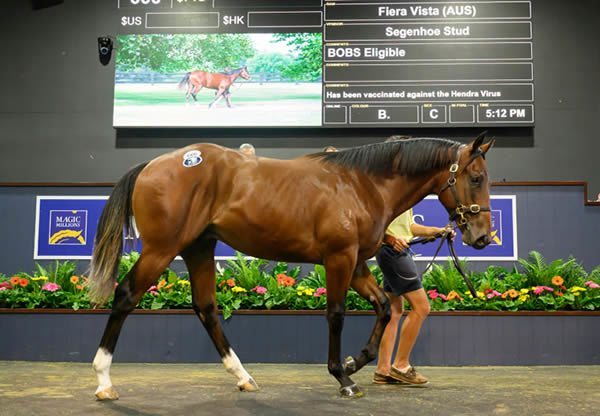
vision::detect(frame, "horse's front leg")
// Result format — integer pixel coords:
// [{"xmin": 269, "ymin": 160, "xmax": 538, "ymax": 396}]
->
[
  {"xmin": 343, "ymin": 262, "xmax": 391, "ymax": 376},
  {"xmin": 208, "ymin": 89, "xmax": 225, "ymax": 109},
  {"xmin": 324, "ymin": 250, "xmax": 362, "ymax": 398}
]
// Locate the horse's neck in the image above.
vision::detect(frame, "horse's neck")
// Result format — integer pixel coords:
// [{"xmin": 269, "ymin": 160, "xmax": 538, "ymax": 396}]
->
[{"xmin": 373, "ymin": 169, "xmax": 445, "ymax": 221}]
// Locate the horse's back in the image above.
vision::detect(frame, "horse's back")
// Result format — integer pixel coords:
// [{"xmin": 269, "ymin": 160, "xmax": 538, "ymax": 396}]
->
[
  {"xmin": 132, "ymin": 145, "xmax": 386, "ymax": 261},
  {"xmin": 189, "ymin": 71, "xmax": 223, "ymax": 90}
]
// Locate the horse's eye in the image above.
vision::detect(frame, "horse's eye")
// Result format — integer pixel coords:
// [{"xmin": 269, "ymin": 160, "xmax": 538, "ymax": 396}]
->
[{"xmin": 470, "ymin": 176, "xmax": 483, "ymax": 185}]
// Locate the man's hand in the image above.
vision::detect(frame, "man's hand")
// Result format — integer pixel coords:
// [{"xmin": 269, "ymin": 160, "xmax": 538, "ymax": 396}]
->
[
  {"xmin": 391, "ymin": 236, "xmax": 410, "ymax": 252},
  {"xmin": 436, "ymin": 227, "xmax": 456, "ymax": 241}
]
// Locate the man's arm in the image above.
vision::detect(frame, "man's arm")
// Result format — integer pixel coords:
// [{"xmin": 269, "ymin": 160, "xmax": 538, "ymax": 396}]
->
[
  {"xmin": 383, "ymin": 233, "xmax": 410, "ymax": 252},
  {"xmin": 410, "ymin": 223, "xmax": 456, "ymax": 240}
]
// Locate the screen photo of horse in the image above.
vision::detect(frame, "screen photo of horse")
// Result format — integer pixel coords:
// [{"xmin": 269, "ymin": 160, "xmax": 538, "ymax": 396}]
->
[{"xmin": 113, "ymin": 33, "xmax": 322, "ymax": 127}]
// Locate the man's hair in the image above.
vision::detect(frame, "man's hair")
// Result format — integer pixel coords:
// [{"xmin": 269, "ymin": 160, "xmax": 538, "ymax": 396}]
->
[
  {"xmin": 323, "ymin": 145, "xmax": 338, "ymax": 152},
  {"xmin": 239, "ymin": 143, "xmax": 255, "ymax": 153}
]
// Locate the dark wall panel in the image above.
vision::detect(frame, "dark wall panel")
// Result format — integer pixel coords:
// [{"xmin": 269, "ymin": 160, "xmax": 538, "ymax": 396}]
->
[
  {"xmin": 1, "ymin": 313, "xmax": 599, "ymax": 365},
  {"xmin": 0, "ymin": 1, "xmax": 599, "ymax": 195}
]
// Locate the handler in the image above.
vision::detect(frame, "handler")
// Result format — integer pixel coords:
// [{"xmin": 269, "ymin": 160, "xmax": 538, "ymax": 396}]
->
[{"xmin": 374, "ymin": 208, "xmax": 454, "ymax": 385}]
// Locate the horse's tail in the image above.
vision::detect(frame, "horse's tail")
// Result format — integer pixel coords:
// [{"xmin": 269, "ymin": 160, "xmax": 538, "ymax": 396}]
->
[
  {"xmin": 178, "ymin": 72, "xmax": 191, "ymax": 90},
  {"xmin": 86, "ymin": 162, "xmax": 148, "ymax": 306}
]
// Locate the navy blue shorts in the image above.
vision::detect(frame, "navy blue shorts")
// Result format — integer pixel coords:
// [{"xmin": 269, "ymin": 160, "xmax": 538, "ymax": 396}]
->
[{"xmin": 375, "ymin": 245, "xmax": 421, "ymax": 296}]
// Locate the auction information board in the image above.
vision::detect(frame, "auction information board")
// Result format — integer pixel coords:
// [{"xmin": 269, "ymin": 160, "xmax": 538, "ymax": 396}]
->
[{"xmin": 116, "ymin": 0, "xmax": 534, "ymax": 128}]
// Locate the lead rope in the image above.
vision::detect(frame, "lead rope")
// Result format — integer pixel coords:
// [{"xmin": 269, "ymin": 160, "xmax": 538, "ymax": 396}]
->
[{"xmin": 408, "ymin": 222, "xmax": 477, "ymax": 298}]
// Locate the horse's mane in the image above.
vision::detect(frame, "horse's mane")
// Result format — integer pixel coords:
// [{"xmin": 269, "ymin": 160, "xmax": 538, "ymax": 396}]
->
[
  {"xmin": 221, "ymin": 67, "xmax": 244, "ymax": 75},
  {"xmin": 311, "ymin": 137, "xmax": 462, "ymax": 176}
]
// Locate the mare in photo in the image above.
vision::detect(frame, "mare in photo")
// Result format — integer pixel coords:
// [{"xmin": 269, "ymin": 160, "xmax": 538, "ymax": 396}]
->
[{"xmin": 179, "ymin": 67, "xmax": 251, "ymax": 108}]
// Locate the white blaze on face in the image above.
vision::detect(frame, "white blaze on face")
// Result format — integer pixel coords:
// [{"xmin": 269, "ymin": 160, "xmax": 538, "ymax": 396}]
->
[
  {"xmin": 92, "ymin": 347, "xmax": 113, "ymax": 393},
  {"xmin": 222, "ymin": 348, "xmax": 251, "ymax": 386}
]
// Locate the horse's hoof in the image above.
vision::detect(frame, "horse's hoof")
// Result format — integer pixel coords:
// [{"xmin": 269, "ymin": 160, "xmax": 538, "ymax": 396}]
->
[
  {"xmin": 339, "ymin": 383, "xmax": 363, "ymax": 398},
  {"xmin": 343, "ymin": 356, "xmax": 357, "ymax": 375},
  {"xmin": 238, "ymin": 377, "xmax": 259, "ymax": 392},
  {"xmin": 95, "ymin": 386, "xmax": 119, "ymax": 401}
]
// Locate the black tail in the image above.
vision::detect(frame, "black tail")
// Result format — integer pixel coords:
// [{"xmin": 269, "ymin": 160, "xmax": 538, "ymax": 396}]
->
[
  {"xmin": 86, "ymin": 162, "xmax": 148, "ymax": 305},
  {"xmin": 178, "ymin": 72, "xmax": 191, "ymax": 90}
]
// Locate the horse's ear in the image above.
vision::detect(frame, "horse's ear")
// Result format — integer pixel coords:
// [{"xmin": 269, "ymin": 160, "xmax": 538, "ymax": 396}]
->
[
  {"xmin": 479, "ymin": 137, "xmax": 495, "ymax": 154},
  {"xmin": 470, "ymin": 131, "xmax": 487, "ymax": 154}
]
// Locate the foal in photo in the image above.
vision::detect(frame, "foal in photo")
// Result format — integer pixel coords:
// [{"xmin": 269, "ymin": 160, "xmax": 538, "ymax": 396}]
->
[{"xmin": 88, "ymin": 133, "xmax": 494, "ymax": 399}]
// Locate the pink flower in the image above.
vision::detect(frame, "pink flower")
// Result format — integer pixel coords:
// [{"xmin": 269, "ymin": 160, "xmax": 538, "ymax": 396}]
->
[
  {"xmin": 427, "ymin": 289, "xmax": 439, "ymax": 300},
  {"xmin": 486, "ymin": 290, "xmax": 502, "ymax": 299},
  {"xmin": 42, "ymin": 282, "xmax": 61, "ymax": 292},
  {"xmin": 533, "ymin": 286, "xmax": 544, "ymax": 295},
  {"xmin": 0, "ymin": 282, "xmax": 13, "ymax": 289},
  {"xmin": 439, "ymin": 294, "xmax": 448, "ymax": 301},
  {"xmin": 147, "ymin": 285, "xmax": 158, "ymax": 296},
  {"xmin": 250, "ymin": 286, "xmax": 267, "ymax": 295},
  {"xmin": 0, "ymin": 286, "xmax": 10, "ymax": 291},
  {"xmin": 543, "ymin": 286, "xmax": 554, "ymax": 292},
  {"xmin": 314, "ymin": 287, "xmax": 327, "ymax": 297},
  {"xmin": 584, "ymin": 281, "xmax": 600, "ymax": 289}
]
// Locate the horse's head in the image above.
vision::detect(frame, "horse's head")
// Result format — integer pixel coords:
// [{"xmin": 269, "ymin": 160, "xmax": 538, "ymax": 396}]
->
[
  {"xmin": 240, "ymin": 66, "xmax": 251, "ymax": 81},
  {"xmin": 437, "ymin": 132, "xmax": 495, "ymax": 249}
]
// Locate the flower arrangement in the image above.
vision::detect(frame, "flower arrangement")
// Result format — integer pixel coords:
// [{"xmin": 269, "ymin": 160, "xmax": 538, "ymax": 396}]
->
[{"xmin": 1, "ymin": 251, "xmax": 599, "ymax": 318}]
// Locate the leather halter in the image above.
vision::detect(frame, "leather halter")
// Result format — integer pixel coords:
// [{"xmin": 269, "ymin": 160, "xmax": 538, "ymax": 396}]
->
[
  {"xmin": 403, "ymin": 148, "xmax": 491, "ymax": 298},
  {"xmin": 439, "ymin": 148, "xmax": 490, "ymax": 228}
]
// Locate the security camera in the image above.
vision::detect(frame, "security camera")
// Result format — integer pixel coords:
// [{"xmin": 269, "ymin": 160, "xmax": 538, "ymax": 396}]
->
[{"xmin": 98, "ymin": 36, "xmax": 113, "ymax": 65}]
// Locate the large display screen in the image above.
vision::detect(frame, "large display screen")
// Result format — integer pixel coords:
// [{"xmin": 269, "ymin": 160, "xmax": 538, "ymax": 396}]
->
[{"xmin": 114, "ymin": 0, "xmax": 534, "ymax": 128}]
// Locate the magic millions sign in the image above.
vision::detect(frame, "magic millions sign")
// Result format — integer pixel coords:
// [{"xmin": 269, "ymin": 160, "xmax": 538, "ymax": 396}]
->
[{"xmin": 34, "ymin": 195, "xmax": 517, "ymax": 261}]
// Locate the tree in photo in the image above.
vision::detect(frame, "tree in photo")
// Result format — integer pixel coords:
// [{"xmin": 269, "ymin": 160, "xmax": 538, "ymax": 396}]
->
[
  {"xmin": 116, "ymin": 34, "xmax": 256, "ymax": 73},
  {"xmin": 272, "ymin": 33, "xmax": 322, "ymax": 82}
]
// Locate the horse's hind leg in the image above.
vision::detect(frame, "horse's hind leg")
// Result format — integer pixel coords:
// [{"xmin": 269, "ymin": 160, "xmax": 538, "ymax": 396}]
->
[
  {"xmin": 343, "ymin": 262, "xmax": 391, "ymax": 376},
  {"xmin": 224, "ymin": 90, "xmax": 232, "ymax": 108},
  {"xmin": 181, "ymin": 238, "xmax": 258, "ymax": 392},
  {"xmin": 185, "ymin": 84, "xmax": 192, "ymax": 104},
  {"xmin": 93, "ymin": 249, "xmax": 175, "ymax": 400}
]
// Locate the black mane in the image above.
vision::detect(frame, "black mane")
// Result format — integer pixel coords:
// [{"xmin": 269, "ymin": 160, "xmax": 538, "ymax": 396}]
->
[
  {"xmin": 221, "ymin": 67, "xmax": 243, "ymax": 75},
  {"xmin": 312, "ymin": 138, "xmax": 462, "ymax": 176}
]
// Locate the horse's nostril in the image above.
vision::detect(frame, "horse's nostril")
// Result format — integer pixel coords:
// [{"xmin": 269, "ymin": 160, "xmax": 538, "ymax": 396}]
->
[{"xmin": 475, "ymin": 234, "xmax": 491, "ymax": 248}]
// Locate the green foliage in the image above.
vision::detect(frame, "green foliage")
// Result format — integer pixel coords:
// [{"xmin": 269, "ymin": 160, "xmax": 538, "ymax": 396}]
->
[
  {"xmin": 301, "ymin": 264, "xmax": 327, "ymax": 289},
  {"xmin": 246, "ymin": 52, "xmax": 293, "ymax": 74},
  {"xmin": 2, "ymin": 250, "xmax": 600, "ymax": 317},
  {"xmin": 116, "ymin": 34, "xmax": 255, "ymax": 73},
  {"xmin": 118, "ymin": 251, "xmax": 140, "ymax": 281},
  {"xmin": 272, "ymin": 33, "xmax": 322, "ymax": 81},
  {"xmin": 422, "ymin": 259, "xmax": 466, "ymax": 294},
  {"xmin": 518, "ymin": 251, "xmax": 580, "ymax": 287},
  {"xmin": 222, "ymin": 252, "xmax": 270, "ymax": 290}
]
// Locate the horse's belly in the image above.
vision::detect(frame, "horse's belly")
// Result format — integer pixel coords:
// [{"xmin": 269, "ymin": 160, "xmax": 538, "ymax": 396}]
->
[{"xmin": 215, "ymin": 227, "xmax": 321, "ymax": 264}]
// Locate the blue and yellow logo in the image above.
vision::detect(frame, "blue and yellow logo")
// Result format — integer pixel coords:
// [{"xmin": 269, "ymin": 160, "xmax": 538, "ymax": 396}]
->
[
  {"xmin": 49, "ymin": 210, "xmax": 87, "ymax": 245},
  {"xmin": 490, "ymin": 210, "xmax": 502, "ymax": 245}
]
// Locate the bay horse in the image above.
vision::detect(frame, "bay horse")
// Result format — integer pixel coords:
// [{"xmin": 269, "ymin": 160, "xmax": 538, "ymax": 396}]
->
[
  {"xmin": 88, "ymin": 133, "xmax": 494, "ymax": 400},
  {"xmin": 178, "ymin": 67, "xmax": 251, "ymax": 108}
]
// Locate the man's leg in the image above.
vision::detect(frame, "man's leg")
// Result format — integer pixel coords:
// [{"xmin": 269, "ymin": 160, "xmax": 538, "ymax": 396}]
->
[
  {"xmin": 375, "ymin": 292, "xmax": 404, "ymax": 375},
  {"xmin": 393, "ymin": 287, "xmax": 430, "ymax": 369},
  {"xmin": 388, "ymin": 287, "xmax": 430, "ymax": 384}
]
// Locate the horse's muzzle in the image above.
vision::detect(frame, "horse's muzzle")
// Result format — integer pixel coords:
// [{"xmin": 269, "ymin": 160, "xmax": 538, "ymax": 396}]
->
[{"xmin": 472, "ymin": 234, "xmax": 491, "ymax": 250}]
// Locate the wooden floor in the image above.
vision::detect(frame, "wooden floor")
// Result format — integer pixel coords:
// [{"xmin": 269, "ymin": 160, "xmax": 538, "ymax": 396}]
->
[{"xmin": 0, "ymin": 362, "xmax": 599, "ymax": 416}]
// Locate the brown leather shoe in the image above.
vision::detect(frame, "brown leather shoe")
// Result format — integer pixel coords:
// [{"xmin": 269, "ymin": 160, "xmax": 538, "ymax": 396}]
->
[
  {"xmin": 389, "ymin": 366, "xmax": 429, "ymax": 385},
  {"xmin": 373, "ymin": 372, "xmax": 407, "ymax": 385}
]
